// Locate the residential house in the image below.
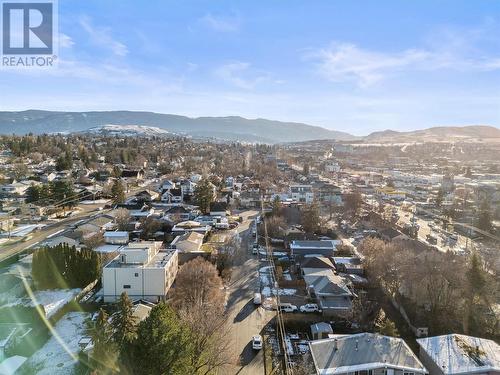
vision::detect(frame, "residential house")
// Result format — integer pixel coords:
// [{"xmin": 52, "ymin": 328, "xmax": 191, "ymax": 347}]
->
[
  {"xmin": 104, "ymin": 231, "xmax": 129, "ymax": 245},
  {"xmin": 171, "ymin": 220, "xmax": 211, "ymax": 236},
  {"xmin": 302, "ymin": 267, "xmax": 353, "ymax": 317},
  {"xmin": 375, "ymin": 187, "xmax": 406, "ymax": 200},
  {"xmin": 210, "ymin": 201, "xmax": 228, "ymax": 217},
  {"xmin": 128, "ymin": 207, "xmax": 154, "ymax": 220},
  {"xmin": 290, "ymin": 240, "xmax": 338, "ymax": 259},
  {"xmin": 301, "ymin": 256, "xmax": 336, "ymax": 271},
  {"xmin": 325, "ymin": 160, "xmax": 341, "ymax": 173},
  {"xmin": 179, "ymin": 179, "xmax": 197, "ymax": 198},
  {"xmin": 43, "ymin": 233, "xmax": 81, "ymax": 248},
  {"xmin": 314, "ymin": 182, "xmax": 343, "ymax": 205},
  {"xmin": 332, "ymin": 257, "xmax": 364, "ymax": 275},
  {"xmin": 239, "ymin": 191, "xmax": 261, "ymax": 208},
  {"xmin": 159, "ymin": 179, "xmax": 175, "ymax": 192},
  {"xmin": 379, "ymin": 228, "xmax": 408, "ymax": 242},
  {"xmin": 310, "ymin": 322, "xmax": 333, "ymax": 340},
  {"xmin": 161, "ymin": 188, "xmax": 183, "ymax": 204},
  {"xmin": 416, "ymin": 334, "xmax": 500, "ymax": 375},
  {"xmin": 121, "ymin": 169, "xmax": 144, "ymax": 181},
  {"xmin": 102, "ymin": 241, "xmax": 178, "ymax": 302},
  {"xmin": 309, "ymin": 333, "xmax": 427, "ymax": 375},
  {"xmin": 290, "ymin": 184, "xmax": 314, "ymax": 203},
  {"xmin": 0, "ymin": 181, "xmax": 35, "ymax": 196},
  {"xmin": 170, "ymin": 232, "xmax": 204, "ymax": 253},
  {"xmin": 135, "ymin": 190, "xmax": 159, "ymax": 203}
]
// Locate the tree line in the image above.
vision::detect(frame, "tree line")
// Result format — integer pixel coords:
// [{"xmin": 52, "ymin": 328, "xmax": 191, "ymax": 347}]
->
[
  {"xmin": 32, "ymin": 244, "xmax": 101, "ymax": 289},
  {"xmin": 358, "ymin": 237, "xmax": 499, "ymax": 339}
]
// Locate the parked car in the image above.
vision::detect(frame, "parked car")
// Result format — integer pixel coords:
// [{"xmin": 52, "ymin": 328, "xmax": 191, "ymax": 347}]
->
[
  {"xmin": 278, "ymin": 303, "xmax": 298, "ymax": 313},
  {"xmin": 252, "ymin": 335, "xmax": 263, "ymax": 350},
  {"xmin": 300, "ymin": 304, "xmax": 321, "ymax": 313},
  {"xmin": 253, "ymin": 292, "xmax": 262, "ymax": 305}
]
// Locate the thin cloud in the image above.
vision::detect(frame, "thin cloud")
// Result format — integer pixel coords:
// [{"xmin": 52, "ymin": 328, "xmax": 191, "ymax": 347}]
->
[
  {"xmin": 79, "ymin": 15, "xmax": 128, "ymax": 57},
  {"xmin": 59, "ymin": 33, "xmax": 74, "ymax": 48},
  {"xmin": 308, "ymin": 23, "xmax": 500, "ymax": 87},
  {"xmin": 215, "ymin": 61, "xmax": 269, "ymax": 89},
  {"xmin": 201, "ymin": 13, "xmax": 240, "ymax": 32},
  {"xmin": 307, "ymin": 43, "xmax": 428, "ymax": 87}
]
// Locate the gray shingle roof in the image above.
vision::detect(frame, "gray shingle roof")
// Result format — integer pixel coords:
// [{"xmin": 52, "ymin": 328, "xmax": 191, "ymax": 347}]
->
[{"xmin": 310, "ymin": 333, "xmax": 426, "ymax": 375}]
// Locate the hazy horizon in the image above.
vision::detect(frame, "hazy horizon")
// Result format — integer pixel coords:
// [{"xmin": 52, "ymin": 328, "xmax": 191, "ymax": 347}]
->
[
  {"xmin": 1, "ymin": 108, "xmax": 499, "ymax": 137},
  {"xmin": 2, "ymin": 0, "xmax": 500, "ymax": 135}
]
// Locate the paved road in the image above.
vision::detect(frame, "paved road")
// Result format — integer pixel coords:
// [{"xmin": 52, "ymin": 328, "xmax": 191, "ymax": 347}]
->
[
  {"xmin": 0, "ymin": 203, "xmax": 108, "ymax": 263},
  {"xmin": 221, "ymin": 210, "xmax": 273, "ymax": 375}
]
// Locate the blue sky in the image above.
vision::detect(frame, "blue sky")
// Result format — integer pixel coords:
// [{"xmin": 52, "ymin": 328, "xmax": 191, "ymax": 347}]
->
[{"xmin": 1, "ymin": 0, "xmax": 500, "ymax": 135}]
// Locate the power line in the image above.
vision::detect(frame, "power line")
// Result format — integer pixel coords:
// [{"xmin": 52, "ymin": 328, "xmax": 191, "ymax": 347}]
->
[{"xmin": 260, "ymin": 197, "xmax": 293, "ymax": 375}]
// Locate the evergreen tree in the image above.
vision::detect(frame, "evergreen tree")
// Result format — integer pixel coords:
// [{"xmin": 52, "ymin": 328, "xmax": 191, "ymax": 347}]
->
[
  {"xmin": 88, "ymin": 309, "xmax": 118, "ymax": 373},
  {"xmin": 32, "ymin": 244, "xmax": 101, "ymax": 289},
  {"xmin": 476, "ymin": 200, "xmax": 492, "ymax": 232},
  {"xmin": 51, "ymin": 180, "xmax": 75, "ymax": 206},
  {"xmin": 435, "ymin": 188, "xmax": 444, "ymax": 207},
  {"xmin": 301, "ymin": 203, "xmax": 320, "ymax": 233},
  {"xmin": 194, "ymin": 177, "xmax": 214, "ymax": 214},
  {"xmin": 378, "ymin": 319, "xmax": 399, "ymax": 337},
  {"xmin": 111, "ymin": 180, "xmax": 126, "ymax": 204},
  {"xmin": 271, "ymin": 195, "xmax": 281, "ymax": 216},
  {"xmin": 25, "ymin": 185, "xmax": 40, "ymax": 203},
  {"xmin": 125, "ymin": 303, "xmax": 194, "ymax": 375},
  {"xmin": 111, "ymin": 292, "xmax": 137, "ymax": 350}
]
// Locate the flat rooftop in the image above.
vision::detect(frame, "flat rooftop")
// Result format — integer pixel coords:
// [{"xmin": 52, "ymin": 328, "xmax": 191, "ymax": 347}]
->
[{"xmin": 105, "ymin": 249, "xmax": 176, "ymax": 269}]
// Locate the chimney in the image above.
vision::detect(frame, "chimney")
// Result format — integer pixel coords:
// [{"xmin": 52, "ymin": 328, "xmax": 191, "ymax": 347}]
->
[
  {"xmin": 334, "ymin": 339, "xmax": 338, "ymax": 351},
  {"xmin": 355, "ymin": 339, "xmax": 359, "ymax": 351}
]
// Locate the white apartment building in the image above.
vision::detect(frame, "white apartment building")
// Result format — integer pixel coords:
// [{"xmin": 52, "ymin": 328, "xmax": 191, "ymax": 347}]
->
[
  {"xmin": 290, "ymin": 184, "xmax": 314, "ymax": 203},
  {"xmin": 102, "ymin": 241, "xmax": 178, "ymax": 303}
]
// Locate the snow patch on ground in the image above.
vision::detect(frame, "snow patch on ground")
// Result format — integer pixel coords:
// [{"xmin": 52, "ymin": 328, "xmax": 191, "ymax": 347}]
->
[
  {"xmin": 259, "ymin": 266, "xmax": 273, "ymax": 273},
  {"xmin": 20, "ymin": 312, "xmax": 88, "ymax": 375},
  {"xmin": 2, "ymin": 289, "xmax": 81, "ymax": 318},
  {"xmin": 261, "ymin": 287, "xmax": 297, "ymax": 298}
]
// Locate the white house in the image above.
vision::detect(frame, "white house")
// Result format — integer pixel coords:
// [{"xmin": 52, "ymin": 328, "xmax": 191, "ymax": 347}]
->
[
  {"xmin": 325, "ymin": 160, "xmax": 341, "ymax": 173},
  {"xmin": 0, "ymin": 181, "xmax": 34, "ymax": 196},
  {"xmin": 289, "ymin": 184, "xmax": 314, "ymax": 203},
  {"xmin": 104, "ymin": 231, "xmax": 129, "ymax": 245},
  {"xmin": 417, "ymin": 334, "xmax": 500, "ymax": 375},
  {"xmin": 310, "ymin": 333, "xmax": 427, "ymax": 375},
  {"xmin": 102, "ymin": 241, "xmax": 178, "ymax": 303}
]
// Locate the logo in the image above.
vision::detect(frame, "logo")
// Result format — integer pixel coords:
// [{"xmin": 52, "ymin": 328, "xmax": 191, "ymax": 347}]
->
[{"xmin": 1, "ymin": 1, "xmax": 58, "ymax": 67}]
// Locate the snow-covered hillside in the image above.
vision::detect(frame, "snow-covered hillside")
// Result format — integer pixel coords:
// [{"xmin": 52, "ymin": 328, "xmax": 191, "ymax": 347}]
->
[{"xmin": 83, "ymin": 124, "xmax": 176, "ymax": 137}]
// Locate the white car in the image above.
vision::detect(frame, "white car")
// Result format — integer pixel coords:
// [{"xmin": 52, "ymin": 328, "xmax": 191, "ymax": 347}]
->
[
  {"xmin": 300, "ymin": 304, "xmax": 321, "ymax": 313},
  {"xmin": 278, "ymin": 303, "xmax": 298, "ymax": 313},
  {"xmin": 253, "ymin": 292, "xmax": 262, "ymax": 305},
  {"xmin": 252, "ymin": 335, "xmax": 263, "ymax": 350}
]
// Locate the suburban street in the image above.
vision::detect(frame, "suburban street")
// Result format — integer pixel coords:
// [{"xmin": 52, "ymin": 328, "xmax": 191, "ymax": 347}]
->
[
  {"xmin": 221, "ymin": 210, "xmax": 274, "ymax": 375},
  {"xmin": 0, "ymin": 202, "xmax": 108, "ymax": 263}
]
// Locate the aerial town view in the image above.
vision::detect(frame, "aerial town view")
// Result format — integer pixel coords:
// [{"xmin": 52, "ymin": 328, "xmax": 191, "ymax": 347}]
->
[{"xmin": 0, "ymin": 1, "xmax": 498, "ymax": 375}]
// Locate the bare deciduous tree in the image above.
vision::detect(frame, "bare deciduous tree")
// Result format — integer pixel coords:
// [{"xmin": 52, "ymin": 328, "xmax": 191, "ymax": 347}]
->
[
  {"xmin": 171, "ymin": 258, "xmax": 235, "ymax": 374},
  {"xmin": 114, "ymin": 208, "xmax": 131, "ymax": 231}
]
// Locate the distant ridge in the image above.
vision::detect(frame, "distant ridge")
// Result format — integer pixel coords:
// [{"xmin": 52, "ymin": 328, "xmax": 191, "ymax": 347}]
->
[
  {"xmin": 0, "ymin": 110, "xmax": 356, "ymax": 143},
  {"xmin": 0, "ymin": 110, "xmax": 497, "ymax": 143},
  {"xmin": 365, "ymin": 125, "xmax": 500, "ymax": 143}
]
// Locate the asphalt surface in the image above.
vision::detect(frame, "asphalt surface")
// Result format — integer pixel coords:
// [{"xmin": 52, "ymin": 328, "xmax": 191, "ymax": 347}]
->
[
  {"xmin": 0, "ymin": 202, "xmax": 108, "ymax": 263},
  {"xmin": 221, "ymin": 210, "xmax": 274, "ymax": 375}
]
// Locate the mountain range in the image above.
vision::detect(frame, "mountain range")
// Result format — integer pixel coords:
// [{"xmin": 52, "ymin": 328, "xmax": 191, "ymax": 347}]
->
[{"xmin": 0, "ymin": 110, "xmax": 498, "ymax": 144}]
